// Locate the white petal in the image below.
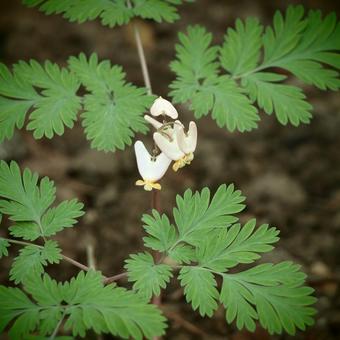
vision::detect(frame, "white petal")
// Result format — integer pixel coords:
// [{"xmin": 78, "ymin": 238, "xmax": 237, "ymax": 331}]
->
[
  {"xmin": 134, "ymin": 141, "xmax": 171, "ymax": 181},
  {"xmin": 153, "ymin": 132, "xmax": 185, "ymax": 161},
  {"xmin": 144, "ymin": 115, "xmax": 163, "ymax": 129},
  {"xmin": 150, "ymin": 96, "xmax": 178, "ymax": 119},
  {"xmin": 176, "ymin": 121, "xmax": 197, "ymax": 154}
]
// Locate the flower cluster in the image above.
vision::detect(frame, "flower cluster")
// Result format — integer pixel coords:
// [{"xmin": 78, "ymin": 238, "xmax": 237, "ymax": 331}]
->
[{"xmin": 134, "ymin": 97, "xmax": 197, "ymax": 191}]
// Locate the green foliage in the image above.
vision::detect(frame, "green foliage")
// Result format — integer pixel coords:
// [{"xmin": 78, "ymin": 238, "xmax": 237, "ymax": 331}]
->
[
  {"xmin": 179, "ymin": 266, "xmax": 219, "ymax": 317},
  {"xmin": 125, "ymin": 252, "xmax": 173, "ymax": 300},
  {"xmin": 0, "ymin": 270, "xmax": 167, "ymax": 339},
  {"xmin": 170, "ymin": 25, "xmax": 219, "ymax": 103},
  {"xmin": 220, "ymin": 262, "xmax": 317, "ymax": 334},
  {"xmin": 196, "ymin": 219, "xmax": 280, "ymax": 271},
  {"xmin": 138, "ymin": 185, "xmax": 316, "ymax": 335},
  {"xmin": 0, "ymin": 161, "xmax": 84, "ymax": 241},
  {"xmin": 170, "ymin": 6, "xmax": 340, "ymax": 130},
  {"xmin": 173, "ymin": 184, "xmax": 245, "ymax": 245},
  {"xmin": 0, "ymin": 53, "xmax": 153, "ymax": 151},
  {"xmin": 142, "ymin": 184, "xmax": 246, "ymax": 263},
  {"xmin": 220, "ymin": 17, "xmax": 263, "ymax": 76},
  {"xmin": 68, "ymin": 53, "xmax": 153, "ymax": 152},
  {"xmin": 0, "ymin": 238, "xmax": 10, "ymax": 258},
  {"xmin": 142, "ymin": 210, "xmax": 177, "ymax": 252},
  {"xmin": 242, "ymin": 72, "xmax": 313, "ymax": 126},
  {"xmin": 22, "ymin": 0, "xmax": 192, "ymax": 26},
  {"xmin": 10, "ymin": 241, "xmax": 62, "ymax": 284},
  {"xmin": 0, "ymin": 60, "xmax": 81, "ymax": 142}
]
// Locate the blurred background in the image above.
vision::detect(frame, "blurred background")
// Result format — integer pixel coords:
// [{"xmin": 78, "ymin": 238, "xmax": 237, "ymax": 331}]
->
[{"xmin": 0, "ymin": 0, "xmax": 339, "ymax": 339}]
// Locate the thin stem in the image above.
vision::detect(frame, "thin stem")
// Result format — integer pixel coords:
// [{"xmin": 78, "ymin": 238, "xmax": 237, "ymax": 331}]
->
[
  {"xmin": 151, "ymin": 190, "xmax": 161, "ymax": 212},
  {"xmin": 49, "ymin": 310, "xmax": 66, "ymax": 339},
  {"xmin": 61, "ymin": 254, "xmax": 90, "ymax": 272},
  {"xmin": 4, "ymin": 238, "xmax": 90, "ymax": 273},
  {"xmin": 3, "ymin": 237, "xmax": 127, "ymax": 284},
  {"xmin": 103, "ymin": 272, "xmax": 128, "ymax": 284},
  {"xmin": 151, "ymin": 190, "xmax": 162, "ymax": 332},
  {"xmin": 133, "ymin": 22, "xmax": 153, "ymax": 94},
  {"xmin": 126, "ymin": 0, "xmax": 152, "ymax": 94},
  {"xmin": 86, "ymin": 243, "xmax": 96, "ymax": 270}
]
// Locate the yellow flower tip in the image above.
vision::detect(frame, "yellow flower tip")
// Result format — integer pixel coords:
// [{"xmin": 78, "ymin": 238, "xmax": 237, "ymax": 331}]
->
[
  {"xmin": 173, "ymin": 154, "xmax": 194, "ymax": 171},
  {"xmin": 172, "ymin": 158, "xmax": 185, "ymax": 172},
  {"xmin": 135, "ymin": 180, "xmax": 145, "ymax": 186},
  {"xmin": 135, "ymin": 179, "xmax": 161, "ymax": 191}
]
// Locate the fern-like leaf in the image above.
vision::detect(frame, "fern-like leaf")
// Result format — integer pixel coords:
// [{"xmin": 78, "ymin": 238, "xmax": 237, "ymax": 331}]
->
[
  {"xmin": 179, "ymin": 266, "xmax": 219, "ymax": 317},
  {"xmin": 220, "ymin": 262, "xmax": 317, "ymax": 335},
  {"xmin": 242, "ymin": 72, "xmax": 313, "ymax": 126},
  {"xmin": 170, "ymin": 6, "xmax": 339, "ymax": 130},
  {"xmin": 125, "ymin": 252, "xmax": 173, "ymax": 300},
  {"xmin": 9, "ymin": 241, "xmax": 62, "ymax": 284},
  {"xmin": 68, "ymin": 53, "xmax": 153, "ymax": 152},
  {"xmin": 22, "ymin": 0, "xmax": 190, "ymax": 26},
  {"xmin": 0, "ymin": 161, "xmax": 84, "ymax": 241},
  {"xmin": 196, "ymin": 219, "xmax": 280, "ymax": 271},
  {"xmin": 0, "ymin": 238, "xmax": 10, "ymax": 258},
  {"xmin": 0, "ymin": 270, "xmax": 167, "ymax": 339},
  {"xmin": 0, "ymin": 60, "xmax": 81, "ymax": 141}
]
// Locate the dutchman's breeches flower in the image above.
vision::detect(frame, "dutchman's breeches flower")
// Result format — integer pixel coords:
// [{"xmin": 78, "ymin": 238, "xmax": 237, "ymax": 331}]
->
[
  {"xmin": 134, "ymin": 141, "xmax": 171, "ymax": 191},
  {"xmin": 135, "ymin": 96, "xmax": 198, "ymax": 190},
  {"xmin": 150, "ymin": 96, "xmax": 179, "ymax": 119},
  {"xmin": 153, "ymin": 120, "xmax": 197, "ymax": 172}
]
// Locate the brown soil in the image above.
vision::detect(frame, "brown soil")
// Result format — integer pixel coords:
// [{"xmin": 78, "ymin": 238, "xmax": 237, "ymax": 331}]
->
[{"xmin": 0, "ymin": 0, "xmax": 339, "ymax": 339}]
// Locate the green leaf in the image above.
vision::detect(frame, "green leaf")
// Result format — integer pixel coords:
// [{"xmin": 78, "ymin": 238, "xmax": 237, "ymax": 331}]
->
[
  {"xmin": 270, "ymin": 9, "xmax": 340, "ymax": 90},
  {"xmin": 68, "ymin": 53, "xmax": 153, "ymax": 152},
  {"xmin": 173, "ymin": 184, "xmax": 246, "ymax": 245},
  {"xmin": 0, "ymin": 270, "xmax": 167, "ymax": 339},
  {"xmin": 220, "ymin": 17, "xmax": 263, "ymax": 76},
  {"xmin": 197, "ymin": 76, "xmax": 259, "ymax": 131},
  {"xmin": 41, "ymin": 199, "xmax": 84, "ymax": 237},
  {"xmin": 263, "ymin": 5, "xmax": 307, "ymax": 65},
  {"xmin": 23, "ymin": 0, "xmax": 133, "ymax": 27},
  {"xmin": 242, "ymin": 72, "xmax": 313, "ymax": 126},
  {"xmin": 0, "ymin": 161, "xmax": 84, "ymax": 241},
  {"xmin": 169, "ymin": 25, "xmax": 219, "ymax": 103},
  {"xmin": 196, "ymin": 219, "xmax": 280, "ymax": 272},
  {"xmin": 142, "ymin": 210, "xmax": 177, "ymax": 252},
  {"xmin": 0, "ymin": 238, "xmax": 10, "ymax": 258},
  {"xmin": 169, "ymin": 27, "xmax": 259, "ymax": 132},
  {"xmin": 132, "ymin": 0, "xmax": 179, "ymax": 23},
  {"xmin": 13, "ymin": 60, "xmax": 81, "ymax": 138},
  {"xmin": 10, "ymin": 240, "xmax": 62, "ymax": 284},
  {"xmin": 9, "ymin": 200, "xmax": 84, "ymax": 240},
  {"xmin": 168, "ymin": 244, "xmax": 195, "ymax": 264},
  {"xmin": 0, "ymin": 63, "xmax": 37, "ymax": 142},
  {"xmin": 0, "ymin": 60, "xmax": 81, "ymax": 141},
  {"xmin": 260, "ymin": 6, "xmax": 340, "ymax": 90},
  {"xmin": 0, "ymin": 285, "xmax": 38, "ymax": 337},
  {"xmin": 179, "ymin": 266, "xmax": 219, "ymax": 317},
  {"xmin": 125, "ymin": 252, "xmax": 173, "ymax": 300},
  {"xmin": 0, "ymin": 161, "xmax": 55, "ymax": 223},
  {"xmin": 23, "ymin": 0, "xmax": 190, "ymax": 26},
  {"xmin": 220, "ymin": 262, "xmax": 317, "ymax": 335}
]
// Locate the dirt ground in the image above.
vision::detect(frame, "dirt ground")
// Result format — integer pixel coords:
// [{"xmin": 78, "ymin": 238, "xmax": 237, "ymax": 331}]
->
[{"xmin": 0, "ymin": 0, "xmax": 339, "ymax": 339}]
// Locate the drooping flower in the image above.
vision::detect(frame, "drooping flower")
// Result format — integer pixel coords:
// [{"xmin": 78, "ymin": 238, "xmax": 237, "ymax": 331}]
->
[
  {"xmin": 176, "ymin": 121, "xmax": 197, "ymax": 165},
  {"xmin": 134, "ymin": 141, "xmax": 171, "ymax": 191},
  {"xmin": 144, "ymin": 114, "xmax": 163, "ymax": 130},
  {"xmin": 153, "ymin": 121, "xmax": 197, "ymax": 172},
  {"xmin": 150, "ymin": 96, "xmax": 178, "ymax": 119}
]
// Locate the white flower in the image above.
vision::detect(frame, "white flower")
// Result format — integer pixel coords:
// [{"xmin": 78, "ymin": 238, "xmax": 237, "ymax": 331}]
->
[
  {"xmin": 176, "ymin": 121, "xmax": 197, "ymax": 155},
  {"xmin": 134, "ymin": 141, "xmax": 171, "ymax": 191},
  {"xmin": 153, "ymin": 121, "xmax": 197, "ymax": 172},
  {"xmin": 144, "ymin": 114, "xmax": 163, "ymax": 130},
  {"xmin": 150, "ymin": 96, "xmax": 178, "ymax": 119}
]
